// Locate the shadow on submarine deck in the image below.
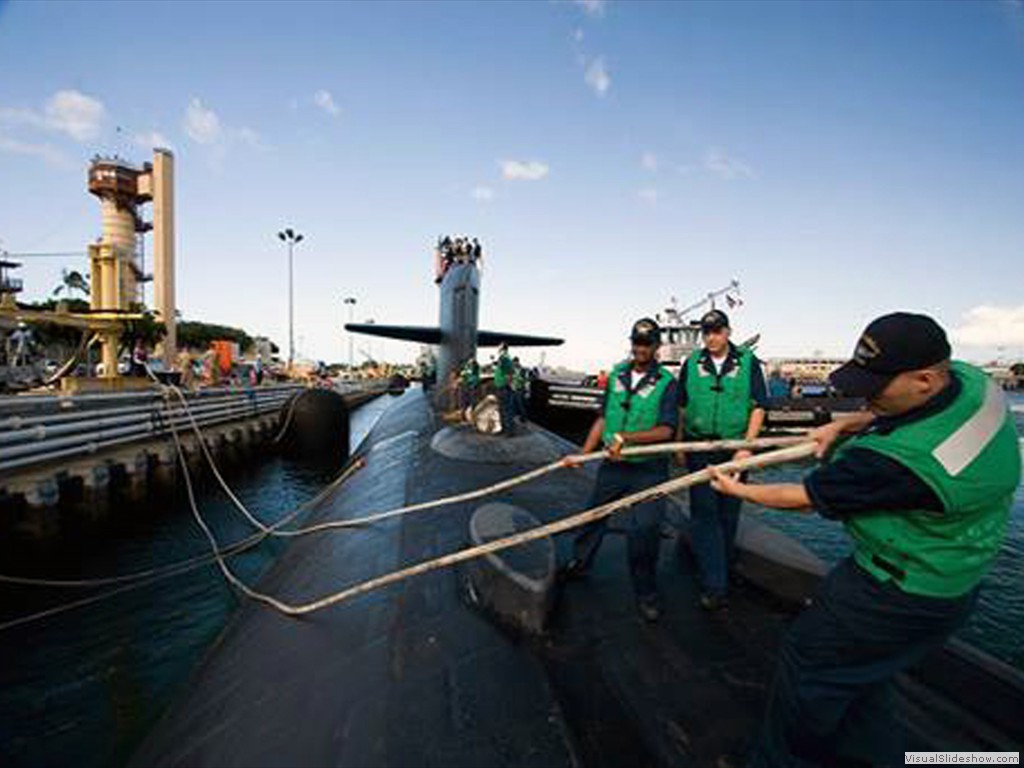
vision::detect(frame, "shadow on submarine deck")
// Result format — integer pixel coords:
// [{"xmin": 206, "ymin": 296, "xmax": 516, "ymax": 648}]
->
[{"xmin": 130, "ymin": 387, "xmax": 1008, "ymax": 768}]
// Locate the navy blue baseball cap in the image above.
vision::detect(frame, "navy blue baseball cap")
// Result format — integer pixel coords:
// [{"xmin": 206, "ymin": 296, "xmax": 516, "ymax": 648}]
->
[
  {"xmin": 830, "ymin": 312, "xmax": 951, "ymax": 398},
  {"xmin": 700, "ymin": 309, "xmax": 730, "ymax": 331},
  {"xmin": 630, "ymin": 317, "xmax": 661, "ymax": 345}
]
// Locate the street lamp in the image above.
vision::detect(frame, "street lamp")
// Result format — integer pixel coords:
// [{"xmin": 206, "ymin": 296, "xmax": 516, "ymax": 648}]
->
[
  {"xmin": 343, "ymin": 296, "xmax": 357, "ymax": 371},
  {"xmin": 277, "ymin": 228, "xmax": 304, "ymax": 370}
]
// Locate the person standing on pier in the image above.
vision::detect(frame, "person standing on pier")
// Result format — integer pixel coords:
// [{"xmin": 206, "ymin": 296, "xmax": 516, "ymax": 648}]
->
[
  {"xmin": 561, "ymin": 318, "xmax": 679, "ymax": 621},
  {"xmin": 677, "ymin": 308, "xmax": 767, "ymax": 610},
  {"xmin": 708, "ymin": 312, "xmax": 1021, "ymax": 767}
]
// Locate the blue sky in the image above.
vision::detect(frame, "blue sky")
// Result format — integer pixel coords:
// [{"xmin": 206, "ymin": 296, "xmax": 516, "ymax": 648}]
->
[{"xmin": 1, "ymin": 0, "xmax": 1023, "ymax": 371}]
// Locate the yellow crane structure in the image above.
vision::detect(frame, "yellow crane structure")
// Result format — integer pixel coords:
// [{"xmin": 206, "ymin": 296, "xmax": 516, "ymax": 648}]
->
[{"xmin": 0, "ymin": 148, "xmax": 177, "ymax": 391}]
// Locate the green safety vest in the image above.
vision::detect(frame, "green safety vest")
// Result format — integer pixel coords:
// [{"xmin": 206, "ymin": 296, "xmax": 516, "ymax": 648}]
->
[
  {"xmin": 602, "ymin": 361, "xmax": 675, "ymax": 463},
  {"xmin": 512, "ymin": 366, "xmax": 527, "ymax": 391},
  {"xmin": 836, "ymin": 361, "xmax": 1021, "ymax": 598},
  {"xmin": 494, "ymin": 354, "xmax": 512, "ymax": 388},
  {"xmin": 683, "ymin": 346, "xmax": 757, "ymax": 439}
]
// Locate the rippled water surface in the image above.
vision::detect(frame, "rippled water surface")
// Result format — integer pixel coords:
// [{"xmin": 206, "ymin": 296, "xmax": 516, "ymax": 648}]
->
[{"xmin": 0, "ymin": 395, "xmax": 394, "ymax": 768}]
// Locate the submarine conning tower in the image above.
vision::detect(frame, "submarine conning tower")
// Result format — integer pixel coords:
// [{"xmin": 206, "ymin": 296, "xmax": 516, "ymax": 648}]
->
[{"xmin": 434, "ymin": 261, "xmax": 479, "ymax": 405}]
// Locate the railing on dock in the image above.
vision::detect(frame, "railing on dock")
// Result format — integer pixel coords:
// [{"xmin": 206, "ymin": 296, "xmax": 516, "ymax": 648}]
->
[{"xmin": 0, "ymin": 381, "xmax": 389, "ymax": 477}]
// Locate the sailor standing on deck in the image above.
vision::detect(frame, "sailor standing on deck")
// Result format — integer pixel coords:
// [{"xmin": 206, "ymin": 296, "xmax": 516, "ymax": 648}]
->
[
  {"xmin": 678, "ymin": 309, "xmax": 767, "ymax": 610},
  {"xmin": 511, "ymin": 356, "xmax": 529, "ymax": 423},
  {"xmin": 708, "ymin": 313, "xmax": 1022, "ymax": 767},
  {"xmin": 458, "ymin": 356, "xmax": 480, "ymax": 411},
  {"xmin": 494, "ymin": 343, "xmax": 515, "ymax": 434},
  {"xmin": 561, "ymin": 318, "xmax": 679, "ymax": 621}
]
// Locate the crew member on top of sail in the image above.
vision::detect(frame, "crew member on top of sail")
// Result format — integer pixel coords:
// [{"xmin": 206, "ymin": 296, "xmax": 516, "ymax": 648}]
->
[{"xmin": 709, "ymin": 312, "xmax": 1022, "ymax": 768}]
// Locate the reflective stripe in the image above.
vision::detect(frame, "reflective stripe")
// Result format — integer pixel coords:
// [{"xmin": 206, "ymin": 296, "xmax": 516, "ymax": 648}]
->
[{"xmin": 932, "ymin": 380, "xmax": 1007, "ymax": 476}]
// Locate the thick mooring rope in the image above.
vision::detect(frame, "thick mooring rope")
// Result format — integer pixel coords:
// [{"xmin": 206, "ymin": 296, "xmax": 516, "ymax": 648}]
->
[
  {"xmin": 175, "ymin": 426, "xmax": 816, "ymax": 617},
  {"xmin": 164, "ymin": 371, "xmax": 810, "ymax": 538}
]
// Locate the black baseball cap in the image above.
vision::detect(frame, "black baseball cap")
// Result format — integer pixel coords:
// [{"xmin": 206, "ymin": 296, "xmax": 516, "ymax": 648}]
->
[
  {"xmin": 700, "ymin": 309, "xmax": 730, "ymax": 331},
  {"xmin": 830, "ymin": 312, "xmax": 951, "ymax": 398},
  {"xmin": 630, "ymin": 317, "xmax": 661, "ymax": 345}
]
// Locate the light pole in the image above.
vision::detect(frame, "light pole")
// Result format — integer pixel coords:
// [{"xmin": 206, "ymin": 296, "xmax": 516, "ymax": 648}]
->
[
  {"xmin": 277, "ymin": 228, "xmax": 304, "ymax": 371},
  {"xmin": 343, "ymin": 296, "xmax": 357, "ymax": 371}
]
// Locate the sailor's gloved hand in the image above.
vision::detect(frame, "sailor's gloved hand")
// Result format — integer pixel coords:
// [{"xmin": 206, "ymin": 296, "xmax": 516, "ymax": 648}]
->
[{"xmin": 560, "ymin": 454, "xmax": 586, "ymax": 469}]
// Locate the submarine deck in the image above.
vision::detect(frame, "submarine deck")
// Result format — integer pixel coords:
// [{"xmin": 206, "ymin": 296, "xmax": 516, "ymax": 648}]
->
[{"xmin": 132, "ymin": 388, "xmax": 1011, "ymax": 767}]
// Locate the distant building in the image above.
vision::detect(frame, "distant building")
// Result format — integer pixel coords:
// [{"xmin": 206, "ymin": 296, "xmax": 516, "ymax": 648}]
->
[
  {"xmin": 769, "ymin": 358, "xmax": 845, "ymax": 383},
  {"xmin": 251, "ymin": 336, "xmax": 275, "ymax": 361}
]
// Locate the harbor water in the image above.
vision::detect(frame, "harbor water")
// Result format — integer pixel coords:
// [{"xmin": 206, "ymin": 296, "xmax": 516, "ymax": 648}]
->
[{"xmin": 0, "ymin": 395, "xmax": 394, "ymax": 768}]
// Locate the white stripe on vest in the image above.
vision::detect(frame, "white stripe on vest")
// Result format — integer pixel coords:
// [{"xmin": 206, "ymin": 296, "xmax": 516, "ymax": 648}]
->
[{"xmin": 932, "ymin": 380, "xmax": 1007, "ymax": 476}]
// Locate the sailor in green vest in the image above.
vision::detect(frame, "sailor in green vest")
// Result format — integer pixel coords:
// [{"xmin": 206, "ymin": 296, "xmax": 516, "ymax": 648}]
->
[
  {"xmin": 678, "ymin": 308, "xmax": 768, "ymax": 610},
  {"xmin": 493, "ymin": 343, "xmax": 515, "ymax": 434},
  {"xmin": 458, "ymin": 356, "xmax": 480, "ymax": 411},
  {"xmin": 511, "ymin": 356, "xmax": 529, "ymax": 423},
  {"xmin": 708, "ymin": 313, "xmax": 1022, "ymax": 767},
  {"xmin": 561, "ymin": 318, "xmax": 679, "ymax": 621}
]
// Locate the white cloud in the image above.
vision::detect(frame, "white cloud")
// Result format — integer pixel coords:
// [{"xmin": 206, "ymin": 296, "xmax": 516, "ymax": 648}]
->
[
  {"xmin": 574, "ymin": 0, "xmax": 606, "ymax": 17},
  {"xmin": 236, "ymin": 126, "xmax": 267, "ymax": 150},
  {"xmin": 471, "ymin": 186, "xmax": 495, "ymax": 201},
  {"xmin": 44, "ymin": 90, "xmax": 106, "ymax": 141},
  {"xmin": 638, "ymin": 187, "xmax": 658, "ymax": 204},
  {"xmin": 313, "ymin": 89, "xmax": 340, "ymax": 117},
  {"xmin": 0, "ymin": 106, "xmax": 43, "ymax": 129},
  {"xmin": 183, "ymin": 98, "xmax": 222, "ymax": 144},
  {"xmin": 951, "ymin": 305, "xmax": 1024, "ymax": 347},
  {"xmin": 641, "ymin": 151, "xmax": 658, "ymax": 171},
  {"xmin": 500, "ymin": 159, "xmax": 549, "ymax": 181},
  {"xmin": 133, "ymin": 130, "xmax": 173, "ymax": 151},
  {"xmin": 0, "ymin": 89, "xmax": 106, "ymax": 143},
  {"xmin": 704, "ymin": 147, "xmax": 755, "ymax": 180},
  {"xmin": 584, "ymin": 57, "xmax": 611, "ymax": 96},
  {"xmin": 0, "ymin": 133, "xmax": 66, "ymax": 166}
]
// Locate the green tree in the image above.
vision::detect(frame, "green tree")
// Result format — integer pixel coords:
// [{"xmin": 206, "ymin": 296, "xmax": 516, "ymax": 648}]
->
[
  {"xmin": 177, "ymin": 321, "xmax": 254, "ymax": 353},
  {"xmin": 51, "ymin": 269, "xmax": 90, "ymax": 299}
]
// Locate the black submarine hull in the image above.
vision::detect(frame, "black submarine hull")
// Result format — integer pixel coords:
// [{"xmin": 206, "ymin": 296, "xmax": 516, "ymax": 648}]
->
[{"xmin": 132, "ymin": 388, "xmax": 1024, "ymax": 766}]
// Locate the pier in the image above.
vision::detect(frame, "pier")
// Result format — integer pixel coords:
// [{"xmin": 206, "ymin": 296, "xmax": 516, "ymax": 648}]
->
[{"xmin": 0, "ymin": 381, "xmax": 389, "ymax": 530}]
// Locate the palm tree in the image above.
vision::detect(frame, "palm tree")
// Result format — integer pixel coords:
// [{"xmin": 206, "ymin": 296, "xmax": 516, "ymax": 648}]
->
[{"xmin": 52, "ymin": 269, "xmax": 90, "ymax": 299}]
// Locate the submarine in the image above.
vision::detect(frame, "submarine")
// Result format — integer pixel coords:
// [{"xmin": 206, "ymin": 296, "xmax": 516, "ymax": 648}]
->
[
  {"xmin": 132, "ymin": 254, "xmax": 1024, "ymax": 766},
  {"xmin": 345, "ymin": 257, "xmax": 562, "ymax": 400}
]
